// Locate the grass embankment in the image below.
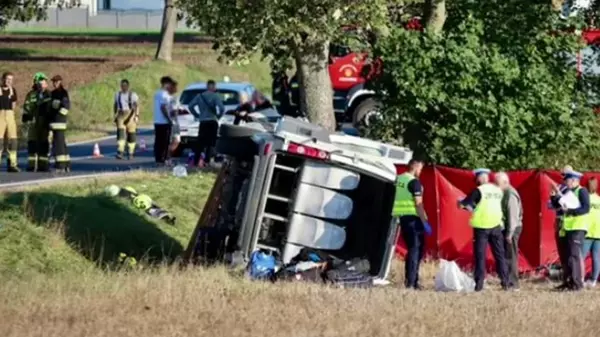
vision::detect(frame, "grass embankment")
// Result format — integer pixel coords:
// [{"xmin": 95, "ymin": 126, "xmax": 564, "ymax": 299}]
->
[
  {"xmin": 1, "ymin": 173, "xmax": 600, "ymax": 336},
  {"xmin": 69, "ymin": 58, "xmax": 270, "ymax": 133},
  {"xmin": 0, "ymin": 171, "xmax": 215, "ymax": 277}
]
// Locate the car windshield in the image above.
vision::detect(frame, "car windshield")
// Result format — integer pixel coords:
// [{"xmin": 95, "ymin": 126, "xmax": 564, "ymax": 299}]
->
[{"xmin": 179, "ymin": 89, "xmax": 241, "ymax": 105}]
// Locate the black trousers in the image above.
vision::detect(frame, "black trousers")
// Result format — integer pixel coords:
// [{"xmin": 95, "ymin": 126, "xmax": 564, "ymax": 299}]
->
[
  {"xmin": 51, "ymin": 130, "xmax": 70, "ymax": 170},
  {"xmin": 555, "ymin": 217, "xmax": 571, "ymax": 284},
  {"xmin": 565, "ymin": 230, "xmax": 587, "ymax": 290},
  {"xmin": 27, "ymin": 123, "xmax": 50, "ymax": 172},
  {"xmin": 504, "ymin": 226, "xmax": 522, "ymax": 288},
  {"xmin": 400, "ymin": 216, "xmax": 425, "ymax": 289},
  {"xmin": 194, "ymin": 120, "xmax": 219, "ymax": 164},
  {"xmin": 473, "ymin": 226, "xmax": 509, "ymax": 291},
  {"xmin": 154, "ymin": 123, "xmax": 171, "ymax": 164}
]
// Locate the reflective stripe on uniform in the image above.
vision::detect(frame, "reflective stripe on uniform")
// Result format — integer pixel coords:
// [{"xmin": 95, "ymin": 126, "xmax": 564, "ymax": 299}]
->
[
  {"xmin": 55, "ymin": 155, "xmax": 70, "ymax": 163},
  {"xmin": 564, "ymin": 187, "xmax": 589, "ymax": 232},
  {"xmin": 272, "ymin": 100, "xmax": 281, "ymax": 106},
  {"xmin": 50, "ymin": 122, "xmax": 67, "ymax": 130},
  {"xmin": 471, "ymin": 183, "xmax": 504, "ymax": 229},
  {"xmin": 52, "ymin": 99, "xmax": 61, "ymax": 109},
  {"xmin": 59, "ymin": 108, "xmax": 69, "ymax": 115},
  {"xmin": 392, "ymin": 172, "xmax": 418, "ymax": 217},
  {"xmin": 290, "ymin": 83, "xmax": 299, "ymax": 88}
]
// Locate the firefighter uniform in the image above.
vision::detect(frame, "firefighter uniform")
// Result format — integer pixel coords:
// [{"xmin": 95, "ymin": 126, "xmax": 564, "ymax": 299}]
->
[
  {"xmin": 271, "ymin": 72, "xmax": 292, "ymax": 117},
  {"xmin": 22, "ymin": 73, "xmax": 51, "ymax": 172},
  {"xmin": 289, "ymin": 73, "xmax": 300, "ymax": 117},
  {"xmin": 393, "ymin": 171, "xmax": 430, "ymax": 290},
  {"xmin": 49, "ymin": 75, "xmax": 71, "ymax": 171},
  {"xmin": 459, "ymin": 168, "xmax": 509, "ymax": 291},
  {"xmin": 0, "ymin": 80, "xmax": 19, "ymax": 172},
  {"xmin": 114, "ymin": 90, "xmax": 139, "ymax": 159}
]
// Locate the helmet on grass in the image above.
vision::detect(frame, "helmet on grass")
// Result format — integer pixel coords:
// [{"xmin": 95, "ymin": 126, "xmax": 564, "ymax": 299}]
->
[{"xmin": 133, "ymin": 194, "xmax": 152, "ymax": 210}]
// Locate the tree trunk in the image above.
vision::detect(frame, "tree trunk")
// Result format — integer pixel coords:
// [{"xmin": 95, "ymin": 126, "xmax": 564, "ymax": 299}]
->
[
  {"xmin": 294, "ymin": 40, "xmax": 336, "ymax": 131},
  {"xmin": 423, "ymin": 0, "xmax": 447, "ymax": 34},
  {"xmin": 155, "ymin": 0, "xmax": 177, "ymax": 62}
]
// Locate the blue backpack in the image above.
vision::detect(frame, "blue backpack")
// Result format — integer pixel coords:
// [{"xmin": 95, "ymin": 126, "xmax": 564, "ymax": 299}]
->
[{"xmin": 248, "ymin": 251, "xmax": 276, "ymax": 280}]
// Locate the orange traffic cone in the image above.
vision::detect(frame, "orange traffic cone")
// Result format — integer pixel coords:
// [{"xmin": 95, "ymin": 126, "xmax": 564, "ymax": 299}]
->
[
  {"xmin": 92, "ymin": 143, "xmax": 103, "ymax": 158},
  {"xmin": 139, "ymin": 139, "xmax": 147, "ymax": 152}
]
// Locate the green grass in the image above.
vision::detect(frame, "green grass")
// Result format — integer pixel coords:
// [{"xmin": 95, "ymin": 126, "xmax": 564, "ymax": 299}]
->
[
  {"xmin": 69, "ymin": 59, "xmax": 271, "ymax": 131},
  {"xmin": 0, "ymin": 171, "xmax": 215, "ymax": 279}
]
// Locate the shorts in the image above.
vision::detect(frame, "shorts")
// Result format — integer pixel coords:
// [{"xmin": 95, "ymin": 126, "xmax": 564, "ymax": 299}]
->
[{"xmin": 171, "ymin": 124, "xmax": 181, "ymax": 142}]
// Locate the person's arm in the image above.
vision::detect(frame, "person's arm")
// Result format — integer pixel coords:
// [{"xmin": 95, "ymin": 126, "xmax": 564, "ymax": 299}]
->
[
  {"xmin": 459, "ymin": 188, "xmax": 482, "ymax": 210},
  {"xmin": 113, "ymin": 93, "xmax": 119, "ymax": 116},
  {"xmin": 214, "ymin": 94, "xmax": 225, "ymax": 118},
  {"xmin": 566, "ymin": 188, "xmax": 591, "ymax": 216},
  {"xmin": 60, "ymin": 90, "xmax": 70, "ymax": 115},
  {"xmin": 187, "ymin": 94, "xmax": 200, "ymax": 117},
  {"xmin": 408, "ymin": 179, "xmax": 428, "ymax": 223},
  {"xmin": 132, "ymin": 92, "xmax": 139, "ymax": 115},
  {"xmin": 11, "ymin": 88, "xmax": 17, "ymax": 111},
  {"xmin": 160, "ymin": 92, "xmax": 172, "ymax": 123},
  {"xmin": 506, "ymin": 193, "xmax": 520, "ymax": 238}
]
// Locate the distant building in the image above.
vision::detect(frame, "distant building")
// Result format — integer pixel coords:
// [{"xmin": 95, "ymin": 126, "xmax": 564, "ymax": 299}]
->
[{"xmin": 100, "ymin": 0, "xmax": 164, "ymax": 11}]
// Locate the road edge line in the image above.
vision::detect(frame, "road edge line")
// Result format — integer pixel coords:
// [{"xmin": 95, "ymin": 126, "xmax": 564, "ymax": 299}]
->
[{"xmin": 0, "ymin": 170, "xmax": 144, "ymax": 191}]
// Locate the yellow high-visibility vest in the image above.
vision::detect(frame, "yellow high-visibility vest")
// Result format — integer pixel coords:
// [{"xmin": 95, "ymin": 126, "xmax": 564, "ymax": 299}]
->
[
  {"xmin": 564, "ymin": 187, "xmax": 589, "ymax": 232},
  {"xmin": 392, "ymin": 173, "xmax": 418, "ymax": 217},
  {"xmin": 471, "ymin": 183, "xmax": 503, "ymax": 229}
]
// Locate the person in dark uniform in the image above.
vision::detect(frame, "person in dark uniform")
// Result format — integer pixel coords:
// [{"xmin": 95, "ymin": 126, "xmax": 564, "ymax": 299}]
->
[
  {"xmin": 271, "ymin": 71, "xmax": 293, "ymax": 117},
  {"xmin": 289, "ymin": 72, "xmax": 300, "ymax": 117},
  {"xmin": 232, "ymin": 91, "xmax": 274, "ymax": 125},
  {"xmin": 22, "ymin": 72, "xmax": 51, "ymax": 172},
  {"xmin": 458, "ymin": 168, "xmax": 510, "ymax": 291},
  {"xmin": 557, "ymin": 170, "xmax": 590, "ymax": 291},
  {"xmin": 549, "ymin": 166, "xmax": 573, "ymax": 290},
  {"xmin": 392, "ymin": 159, "xmax": 432, "ymax": 290},
  {"xmin": 49, "ymin": 75, "xmax": 71, "ymax": 172}
]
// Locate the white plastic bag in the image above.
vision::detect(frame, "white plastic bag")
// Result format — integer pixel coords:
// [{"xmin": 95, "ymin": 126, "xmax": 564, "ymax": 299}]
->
[{"xmin": 434, "ymin": 259, "xmax": 475, "ymax": 292}]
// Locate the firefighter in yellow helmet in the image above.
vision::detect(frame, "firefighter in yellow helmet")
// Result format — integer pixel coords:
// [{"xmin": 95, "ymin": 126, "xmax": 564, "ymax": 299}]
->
[
  {"xmin": 49, "ymin": 75, "xmax": 71, "ymax": 172},
  {"xmin": 22, "ymin": 72, "xmax": 52, "ymax": 172}
]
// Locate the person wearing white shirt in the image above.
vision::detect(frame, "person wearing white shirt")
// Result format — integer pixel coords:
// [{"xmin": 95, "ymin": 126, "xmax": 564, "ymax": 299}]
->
[{"xmin": 153, "ymin": 76, "xmax": 176, "ymax": 164}]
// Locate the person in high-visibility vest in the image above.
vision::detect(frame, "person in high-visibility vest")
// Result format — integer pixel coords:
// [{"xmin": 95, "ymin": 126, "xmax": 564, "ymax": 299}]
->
[
  {"xmin": 458, "ymin": 168, "xmax": 509, "ymax": 291},
  {"xmin": 392, "ymin": 158, "xmax": 431, "ymax": 290},
  {"xmin": 549, "ymin": 165, "xmax": 573, "ymax": 289},
  {"xmin": 559, "ymin": 170, "xmax": 590, "ymax": 291},
  {"xmin": 582, "ymin": 177, "xmax": 600, "ymax": 288}
]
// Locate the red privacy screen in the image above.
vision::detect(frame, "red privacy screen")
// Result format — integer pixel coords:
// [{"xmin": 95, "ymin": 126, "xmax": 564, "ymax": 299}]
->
[{"xmin": 394, "ymin": 166, "xmax": 600, "ymax": 272}]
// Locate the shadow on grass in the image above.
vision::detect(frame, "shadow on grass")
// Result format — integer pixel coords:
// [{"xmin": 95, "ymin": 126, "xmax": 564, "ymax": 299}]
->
[
  {"xmin": 0, "ymin": 48, "xmax": 109, "ymax": 62},
  {"xmin": 2, "ymin": 191, "xmax": 183, "ymax": 267}
]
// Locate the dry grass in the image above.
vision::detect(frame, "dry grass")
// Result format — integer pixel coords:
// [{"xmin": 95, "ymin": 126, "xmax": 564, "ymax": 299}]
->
[
  {"xmin": 3, "ymin": 173, "xmax": 600, "ymax": 336},
  {"xmin": 1, "ymin": 262, "xmax": 600, "ymax": 337}
]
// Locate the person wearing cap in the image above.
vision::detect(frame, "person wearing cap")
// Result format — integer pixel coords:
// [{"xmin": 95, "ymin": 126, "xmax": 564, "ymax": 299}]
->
[
  {"xmin": 392, "ymin": 158, "xmax": 432, "ymax": 290},
  {"xmin": 0, "ymin": 72, "xmax": 20, "ymax": 172},
  {"xmin": 549, "ymin": 166, "xmax": 574, "ymax": 289},
  {"xmin": 49, "ymin": 75, "xmax": 71, "ymax": 172},
  {"xmin": 22, "ymin": 72, "xmax": 52, "ymax": 172},
  {"xmin": 114, "ymin": 79, "xmax": 140, "ymax": 160},
  {"xmin": 458, "ymin": 168, "xmax": 509, "ymax": 291},
  {"xmin": 558, "ymin": 170, "xmax": 590, "ymax": 291}
]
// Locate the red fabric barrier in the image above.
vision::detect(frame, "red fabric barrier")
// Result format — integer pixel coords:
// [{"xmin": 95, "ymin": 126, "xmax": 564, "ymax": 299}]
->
[{"xmin": 394, "ymin": 165, "xmax": 599, "ymax": 273}]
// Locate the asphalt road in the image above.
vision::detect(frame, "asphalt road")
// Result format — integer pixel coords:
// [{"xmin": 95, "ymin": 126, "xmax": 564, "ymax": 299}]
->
[
  {"xmin": 0, "ymin": 128, "xmax": 159, "ymax": 187},
  {"xmin": 0, "ymin": 124, "xmax": 359, "ymax": 188}
]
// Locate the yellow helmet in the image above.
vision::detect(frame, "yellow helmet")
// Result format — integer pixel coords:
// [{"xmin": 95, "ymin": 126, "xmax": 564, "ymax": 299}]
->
[{"xmin": 133, "ymin": 194, "xmax": 152, "ymax": 210}]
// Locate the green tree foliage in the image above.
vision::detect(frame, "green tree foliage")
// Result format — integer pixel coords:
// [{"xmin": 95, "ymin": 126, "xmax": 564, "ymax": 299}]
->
[
  {"xmin": 369, "ymin": 0, "xmax": 600, "ymax": 170},
  {"xmin": 178, "ymin": 0, "xmax": 396, "ymax": 130},
  {"xmin": 0, "ymin": 0, "xmax": 78, "ymax": 28}
]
